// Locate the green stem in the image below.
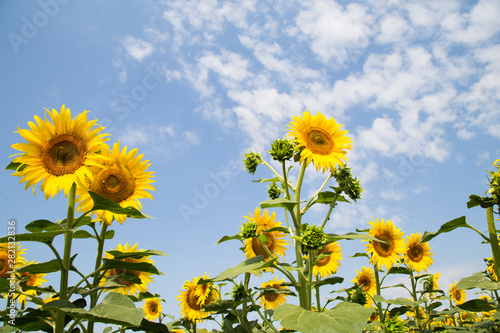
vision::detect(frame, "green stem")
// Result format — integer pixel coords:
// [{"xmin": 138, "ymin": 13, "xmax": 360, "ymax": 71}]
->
[
  {"xmin": 282, "ymin": 161, "xmax": 291, "ymax": 200},
  {"xmin": 373, "ymin": 264, "xmax": 385, "ymax": 326},
  {"xmin": 301, "ymin": 173, "xmax": 333, "ymax": 215},
  {"xmin": 410, "ymin": 270, "xmax": 424, "ymax": 333},
  {"xmin": 320, "ymin": 191, "xmax": 339, "ymax": 230},
  {"xmin": 294, "ymin": 162, "xmax": 308, "ymax": 309},
  {"xmin": 307, "ymin": 250, "xmax": 314, "ymax": 310},
  {"xmin": 88, "ymin": 222, "xmax": 109, "ymax": 333},
  {"xmin": 55, "ymin": 182, "xmax": 77, "ymax": 333},
  {"xmin": 315, "ymin": 274, "xmax": 322, "ymax": 311},
  {"xmin": 486, "ymin": 206, "xmax": 500, "ymax": 280},
  {"xmin": 262, "ymin": 160, "xmax": 296, "ymax": 192}
]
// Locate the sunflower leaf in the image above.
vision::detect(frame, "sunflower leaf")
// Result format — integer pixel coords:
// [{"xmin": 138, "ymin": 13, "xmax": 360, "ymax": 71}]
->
[
  {"xmin": 273, "ymin": 302, "xmax": 373, "ymax": 333},
  {"xmin": 327, "ymin": 232, "xmax": 385, "ymax": 243},
  {"xmin": 127, "ymin": 319, "xmax": 170, "ymax": 332},
  {"xmin": 458, "ymin": 299, "xmax": 496, "ymax": 312},
  {"xmin": 252, "ymin": 177, "xmax": 281, "ymax": 183},
  {"xmin": 456, "ymin": 271, "xmax": 500, "ymax": 290},
  {"xmin": 5, "ymin": 161, "xmax": 26, "ymax": 171},
  {"xmin": 259, "ymin": 198, "xmax": 301, "ymax": 212},
  {"xmin": 73, "ymin": 230, "xmax": 95, "ymax": 239},
  {"xmin": 313, "ymin": 276, "xmax": 344, "ymax": 288},
  {"xmin": 421, "ymin": 216, "xmax": 469, "ymax": 243},
  {"xmin": 24, "ymin": 219, "xmax": 62, "ymax": 232},
  {"xmin": 208, "ymin": 256, "xmax": 278, "ymax": 282},
  {"xmin": 315, "ymin": 191, "xmax": 350, "ymax": 204},
  {"xmin": 215, "ymin": 234, "xmax": 242, "ymax": 245},
  {"xmin": 88, "ymin": 191, "xmax": 152, "ymax": 219},
  {"xmin": 105, "ymin": 249, "xmax": 167, "ymax": 259},
  {"xmin": 101, "ymin": 259, "xmax": 163, "ymax": 275},
  {"xmin": 0, "ymin": 230, "xmax": 70, "ymax": 244}
]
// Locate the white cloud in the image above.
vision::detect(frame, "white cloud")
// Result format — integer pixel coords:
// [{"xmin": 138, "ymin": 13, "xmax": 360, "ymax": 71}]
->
[
  {"xmin": 182, "ymin": 130, "xmax": 200, "ymax": 146},
  {"xmin": 294, "ymin": 0, "xmax": 375, "ymax": 64},
  {"xmin": 376, "ymin": 13, "xmax": 410, "ymax": 44},
  {"xmin": 122, "ymin": 36, "xmax": 154, "ymax": 62}
]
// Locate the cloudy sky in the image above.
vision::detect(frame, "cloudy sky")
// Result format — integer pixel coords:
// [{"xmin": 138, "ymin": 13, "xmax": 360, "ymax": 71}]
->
[{"xmin": 1, "ymin": 0, "xmax": 499, "ymax": 326}]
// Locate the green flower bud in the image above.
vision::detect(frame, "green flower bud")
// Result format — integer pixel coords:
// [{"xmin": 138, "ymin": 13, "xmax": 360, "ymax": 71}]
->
[
  {"xmin": 231, "ymin": 283, "xmax": 247, "ymax": 301},
  {"xmin": 269, "ymin": 138, "xmax": 295, "ymax": 162},
  {"xmin": 300, "ymin": 224, "xmax": 327, "ymax": 251},
  {"xmin": 243, "ymin": 151, "xmax": 263, "ymax": 175},
  {"xmin": 239, "ymin": 221, "xmax": 258, "ymax": 239},
  {"xmin": 267, "ymin": 181, "xmax": 283, "ymax": 200},
  {"xmin": 350, "ymin": 287, "xmax": 368, "ymax": 306},
  {"xmin": 334, "ymin": 165, "xmax": 363, "ymax": 201}
]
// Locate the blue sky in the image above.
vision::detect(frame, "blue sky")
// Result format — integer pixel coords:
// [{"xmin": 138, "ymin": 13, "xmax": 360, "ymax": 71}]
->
[{"xmin": 1, "ymin": 0, "xmax": 500, "ymax": 328}]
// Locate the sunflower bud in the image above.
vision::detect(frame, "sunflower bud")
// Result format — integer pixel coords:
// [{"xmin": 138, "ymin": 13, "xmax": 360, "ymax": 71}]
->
[
  {"xmin": 350, "ymin": 287, "xmax": 368, "ymax": 306},
  {"xmin": 300, "ymin": 224, "xmax": 327, "ymax": 251},
  {"xmin": 334, "ymin": 165, "xmax": 362, "ymax": 201},
  {"xmin": 239, "ymin": 221, "xmax": 258, "ymax": 239},
  {"xmin": 267, "ymin": 181, "xmax": 283, "ymax": 200},
  {"xmin": 243, "ymin": 151, "xmax": 263, "ymax": 175},
  {"xmin": 269, "ymin": 139, "xmax": 294, "ymax": 163},
  {"xmin": 231, "ymin": 283, "xmax": 247, "ymax": 301},
  {"xmin": 487, "ymin": 159, "xmax": 500, "ymax": 202}
]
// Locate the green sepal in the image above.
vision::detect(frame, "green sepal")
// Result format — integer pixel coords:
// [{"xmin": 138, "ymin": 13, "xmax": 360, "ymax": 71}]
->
[
  {"xmin": 43, "ymin": 292, "xmax": 143, "ymax": 327},
  {"xmin": 273, "ymin": 302, "xmax": 373, "ymax": 333},
  {"xmin": 88, "ymin": 191, "xmax": 153, "ymax": 219},
  {"xmin": 101, "ymin": 259, "xmax": 163, "ymax": 275},
  {"xmin": 105, "ymin": 249, "xmax": 167, "ymax": 260}
]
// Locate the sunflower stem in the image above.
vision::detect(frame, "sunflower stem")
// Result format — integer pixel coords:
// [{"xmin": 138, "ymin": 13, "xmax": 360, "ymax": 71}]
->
[
  {"xmin": 373, "ymin": 264, "xmax": 385, "ymax": 326},
  {"xmin": 315, "ymin": 274, "xmax": 322, "ymax": 311},
  {"xmin": 294, "ymin": 162, "xmax": 309, "ymax": 309},
  {"xmin": 409, "ymin": 270, "xmax": 424, "ymax": 333},
  {"xmin": 281, "ymin": 161, "xmax": 291, "ymax": 201},
  {"xmin": 55, "ymin": 182, "xmax": 77, "ymax": 333},
  {"xmin": 307, "ymin": 250, "xmax": 314, "ymax": 310},
  {"xmin": 87, "ymin": 221, "xmax": 109, "ymax": 333},
  {"xmin": 320, "ymin": 190, "xmax": 339, "ymax": 230},
  {"xmin": 486, "ymin": 206, "xmax": 500, "ymax": 280},
  {"xmin": 301, "ymin": 173, "xmax": 332, "ymax": 215}
]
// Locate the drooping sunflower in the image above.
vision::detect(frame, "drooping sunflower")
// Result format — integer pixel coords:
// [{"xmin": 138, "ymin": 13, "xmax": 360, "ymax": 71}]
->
[
  {"xmin": 403, "ymin": 233, "xmax": 434, "ymax": 273},
  {"xmin": 16, "ymin": 260, "xmax": 48, "ymax": 305},
  {"xmin": 76, "ymin": 141, "xmax": 155, "ymax": 225},
  {"xmin": 10, "ymin": 105, "xmax": 109, "ymax": 199},
  {"xmin": 449, "ymin": 281, "xmax": 466, "ymax": 305},
  {"xmin": 365, "ymin": 218, "xmax": 405, "ymax": 271},
  {"xmin": 351, "ymin": 266, "xmax": 377, "ymax": 296},
  {"xmin": 100, "ymin": 243, "xmax": 154, "ymax": 296},
  {"xmin": 287, "ymin": 110, "xmax": 352, "ymax": 173},
  {"xmin": 313, "ymin": 242, "xmax": 342, "ymax": 278},
  {"xmin": 243, "ymin": 208, "xmax": 289, "ymax": 265},
  {"xmin": 0, "ymin": 243, "xmax": 27, "ymax": 278},
  {"xmin": 177, "ymin": 275, "xmax": 218, "ymax": 322},
  {"xmin": 423, "ymin": 272, "xmax": 441, "ymax": 298},
  {"xmin": 143, "ymin": 297, "xmax": 163, "ymax": 322},
  {"xmin": 259, "ymin": 276, "xmax": 288, "ymax": 310},
  {"xmin": 485, "ymin": 257, "xmax": 497, "ymax": 281}
]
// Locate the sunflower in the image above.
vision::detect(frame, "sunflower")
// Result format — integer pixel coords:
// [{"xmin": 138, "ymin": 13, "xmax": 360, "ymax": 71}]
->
[
  {"xmin": 485, "ymin": 257, "xmax": 497, "ymax": 281},
  {"xmin": 16, "ymin": 260, "xmax": 48, "ymax": 305},
  {"xmin": 423, "ymin": 272, "xmax": 441, "ymax": 298},
  {"xmin": 10, "ymin": 105, "xmax": 109, "ymax": 199},
  {"xmin": 143, "ymin": 297, "xmax": 163, "ymax": 322},
  {"xmin": 243, "ymin": 208, "xmax": 289, "ymax": 265},
  {"xmin": 287, "ymin": 110, "xmax": 352, "ymax": 173},
  {"xmin": 100, "ymin": 243, "xmax": 154, "ymax": 296},
  {"xmin": 403, "ymin": 233, "xmax": 433, "ymax": 273},
  {"xmin": 259, "ymin": 276, "xmax": 288, "ymax": 310},
  {"xmin": 0, "ymin": 243, "xmax": 27, "ymax": 278},
  {"xmin": 177, "ymin": 275, "xmax": 218, "ymax": 322},
  {"xmin": 351, "ymin": 266, "xmax": 377, "ymax": 296},
  {"xmin": 365, "ymin": 218, "xmax": 405, "ymax": 271},
  {"xmin": 312, "ymin": 242, "xmax": 342, "ymax": 278},
  {"xmin": 449, "ymin": 281, "xmax": 466, "ymax": 305},
  {"xmin": 76, "ymin": 141, "xmax": 155, "ymax": 225}
]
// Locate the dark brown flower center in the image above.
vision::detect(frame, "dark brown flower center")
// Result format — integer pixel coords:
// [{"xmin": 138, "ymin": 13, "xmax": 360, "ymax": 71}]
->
[
  {"xmin": 187, "ymin": 289, "xmax": 202, "ymax": 310},
  {"xmin": 0, "ymin": 252, "xmax": 8, "ymax": 277},
  {"xmin": 109, "ymin": 258, "xmax": 140, "ymax": 287},
  {"xmin": 41, "ymin": 134, "xmax": 86, "ymax": 176},
  {"xmin": 92, "ymin": 165, "xmax": 135, "ymax": 203},
  {"xmin": 305, "ymin": 127, "xmax": 334, "ymax": 155},
  {"xmin": 316, "ymin": 248, "xmax": 331, "ymax": 267},
  {"xmin": 373, "ymin": 233, "xmax": 394, "ymax": 257},
  {"xmin": 149, "ymin": 302, "xmax": 158, "ymax": 314},
  {"xmin": 407, "ymin": 243, "xmax": 423, "ymax": 262},
  {"xmin": 358, "ymin": 276, "xmax": 372, "ymax": 292},
  {"xmin": 453, "ymin": 289, "xmax": 462, "ymax": 301},
  {"xmin": 251, "ymin": 233, "xmax": 276, "ymax": 259}
]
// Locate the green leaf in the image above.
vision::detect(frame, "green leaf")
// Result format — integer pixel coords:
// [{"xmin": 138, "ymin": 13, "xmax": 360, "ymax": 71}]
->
[
  {"xmin": 74, "ymin": 216, "xmax": 94, "ymax": 228},
  {"xmin": 327, "ymin": 232, "xmax": 384, "ymax": 243},
  {"xmin": 458, "ymin": 298, "xmax": 496, "ymax": 312},
  {"xmin": 105, "ymin": 249, "xmax": 167, "ymax": 259},
  {"xmin": 128, "ymin": 319, "xmax": 170, "ymax": 332},
  {"xmin": 313, "ymin": 277, "xmax": 345, "ymax": 289},
  {"xmin": 0, "ymin": 230, "xmax": 69, "ymax": 244},
  {"xmin": 73, "ymin": 230, "xmax": 95, "ymax": 239},
  {"xmin": 386, "ymin": 266, "xmax": 412, "ymax": 275},
  {"xmin": 456, "ymin": 272, "xmax": 500, "ymax": 290},
  {"xmin": 17, "ymin": 259, "xmax": 62, "ymax": 274},
  {"xmin": 273, "ymin": 302, "xmax": 373, "ymax": 333},
  {"xmin": 43, "ymin": 292, "xmax": 143, "ymax": 326},
  {"xmin": 349, "ymin": 252, "xmax": 368, "ymax": 258},
  {"xmin": 373, "ymin": 295, "xmax": 425, "ymax": 307},
  {"xmin": 0, "ymin": 326, "xmax": 18, "ymax": 333},
  {"xmin": 5, "ymin": 161, "xmax": 26, "ymax": 171},
  {"xmin": 105, "ymin": 230, "xmax": 115, "ymax": 240},
  {"xmin": 259, "ymin": 198, "xmax": 300, "ymax": 212},
  {"xmin": 24, "ymin": 219, "xmax": 63, "ymax": 232},
  {"xmin": 208, "ymin": 256, "xmax": 278, "ymax": 282},
  {"xmin": 421, "ymin": 216, "xmax": 469, "ymax": 242},
  {"xmin": 102, "ymin": 259, "xmax": 163, "ymax": 275},
  {"xmin": 316, "ymin": 191, "xmax": 349, "ymax": 204},
  {"xmin": 252, "ymin": 177, "xmax": 280, "ymax": 183},
  {"xmin": 88, "ymin": 191, "xmax": 152, "ymax": 219},
  {"xmin": 215, "ymin": 234, "xmax": 242, "ymax": 245}
]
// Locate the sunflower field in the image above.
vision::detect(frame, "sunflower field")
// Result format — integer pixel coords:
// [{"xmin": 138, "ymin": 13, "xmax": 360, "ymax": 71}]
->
[{"xmin": 1, "ymin": 106, "xmax": 500, "ymax": 333}]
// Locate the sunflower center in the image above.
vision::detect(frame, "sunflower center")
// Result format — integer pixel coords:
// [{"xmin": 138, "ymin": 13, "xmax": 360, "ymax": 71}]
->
[
  {"xmin": 251, "ymin": 233, "xmax": 275, "ymax": 259},
  {"xmin": 305, "ymin": 127, "xmax": 334, "ymax": 155},
  {"xmin": 264, "ymin": 293, "xmax": 280, "ymax": 302},
  {"xmin": 21, "ymin": 272, "xmax": 37, "ymax": 286},
  {"xmin": 93, "ymin": 166, "xmax": 135, "ymax": 203},
  {"xmin": 41, "ymin": 134, "xmax": 86, "ymax": 176},
  {"xmin": 187, "ymin": 289, "xmax": 202, "ymax": 310},
  {"xmin": 453, "ymin": 289, "xmax": 462, "ymax": 301},
  {"xmin": 149, "ymin": 302, "xmax": 158, "ymax": 314},
  {"xmin": 373, "ymin": 233, "xmax": 394, "ymax": 257},
  {"xmin": 316, "ymin": 249, "xmax": 331, "ymax": 267},
  {"xmin": 109, "ymin": 258, "xmax": 140, "ymax": 287},
  {"xmin": 0, "ymin": 252, "xmax": 9, "ymax": 277},
  {"xmin": 407, "ymin": 244, "xmax": 424, "ymax": 262},
  {"xmin": 358, "ymin": 276, "xmax": 372, "ymax": 292}
]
